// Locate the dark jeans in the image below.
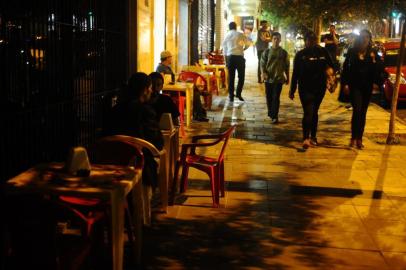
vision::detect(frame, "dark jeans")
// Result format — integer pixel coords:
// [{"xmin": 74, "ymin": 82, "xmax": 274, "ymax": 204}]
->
[
  {"xmin": 350, "ymin": 87, "xmax": 372, "ymax": 140},
  {"xmin": 265, "ymin": 82, "xmax": 283, "ymax": 119},
  {"xmin": 299, "ymin": 90, "xmax": 326, "ymax": 140},
  {"xmin": 226, "ymin": 55, "xmax": 246, "ymax": 99},
  {"xmin": 193, "ymin": 86, "xmax": 206, "ymax": 118},
  {"xmin": 257, "ymin": 50, "xmax": 264, "ymax": 82}
]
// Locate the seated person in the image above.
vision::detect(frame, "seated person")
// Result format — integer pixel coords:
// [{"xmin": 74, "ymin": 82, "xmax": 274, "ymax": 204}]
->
[
  {"xmin": 148, "ymin": 72, "xmax": 180, "ymax": 126},
  {"xmin": 104, "ymin": 72, "xmax": 163, "ymax": 187},
  {"xmin": 156, "ymin": 50, "xmax": 209, "ymax": 122}
]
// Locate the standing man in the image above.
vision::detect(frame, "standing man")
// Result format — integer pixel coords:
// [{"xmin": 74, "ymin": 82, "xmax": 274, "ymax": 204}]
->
[
  {"xmin": 256, "ymin": 20, "xmax": 272, "ymax": 83},
  {"xmin": 289, "ymin": 31, "xmax": 334, "ymax": 149},
  {"xmin": 322, "ymin": 24, "xmax": 339, "ymax": 69},
  {"xmin": 260, "ymin": 32, "xmax": 289, "ymax": 123},
  {"xmin": 222, "ymin": 21, "xmax": 251, "ymax": 102}
]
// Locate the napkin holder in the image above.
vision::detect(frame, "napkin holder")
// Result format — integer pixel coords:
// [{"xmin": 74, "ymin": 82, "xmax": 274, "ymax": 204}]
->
[
  {"xmin": 164, "ymin": 74, "xmax": 173, "ymax": 84},
  {"xmin": 159, "ymin": 113, "xmax": 174, "ymax": 130},
  {"xmin": 65, "ymin": 146, "xmax": 91, "ymax": 176}
]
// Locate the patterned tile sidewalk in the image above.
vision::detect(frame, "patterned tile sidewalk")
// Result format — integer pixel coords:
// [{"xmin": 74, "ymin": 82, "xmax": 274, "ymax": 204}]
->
[{"xmin": 141, "ymin": 50, "xmax": 406, "ymax": 270}]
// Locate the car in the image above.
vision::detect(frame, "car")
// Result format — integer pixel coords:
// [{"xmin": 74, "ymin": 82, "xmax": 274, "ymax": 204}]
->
[{"xmin": 380, "ymin": 39, "xmax": 406, "ymax": 107}]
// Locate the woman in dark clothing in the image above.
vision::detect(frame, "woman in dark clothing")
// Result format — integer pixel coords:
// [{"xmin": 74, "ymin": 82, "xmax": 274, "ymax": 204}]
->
[
  {"xmin": 289, "ymin": 31, "xmax": 334, "ymax": 149},
  {"xmin": 341, "ymin": 29, "xmax": 384, "ymax": 149},
  {"xmin": 148, "ymin": 72, "xmax": 180, "ymax": 125},
  {"xmin": 104, "ymin": 72, "xmax": 163, "ymax": 186}
]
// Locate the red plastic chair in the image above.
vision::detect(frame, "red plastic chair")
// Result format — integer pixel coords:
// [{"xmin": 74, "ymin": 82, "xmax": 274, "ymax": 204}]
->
[
  {"xmin": 207, "ymin": 52, "xmax": 225, "ymax": 65},
  {"xmin": 178, "ymin": 71, "xmax": 212, "ymax": 109},
  {"xmin": 171, "ymin": 125, "xmax": 236, "ymax": 207}
]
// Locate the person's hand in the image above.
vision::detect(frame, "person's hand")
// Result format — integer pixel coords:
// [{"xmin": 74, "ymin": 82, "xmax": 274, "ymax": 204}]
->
[
  {"xmin": 289, "ymin": 92, "xmax": 295, "ymax": 100},
  {"xmin": 373, "ymin": 83, "xmax": 379, "ymax": 92},
  {"xmin": 262, "ymin": 74, "xmax": 268, "ymax": 81},
  {"xmin": 343, "ymin": 85, "xmax": 350, "ymax": 95}
]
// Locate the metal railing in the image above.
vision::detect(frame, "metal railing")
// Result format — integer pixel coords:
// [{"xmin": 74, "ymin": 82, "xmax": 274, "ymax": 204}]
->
[{"xmin": 0, "ymin": 0, "xmax": 127, "ymax": 182}]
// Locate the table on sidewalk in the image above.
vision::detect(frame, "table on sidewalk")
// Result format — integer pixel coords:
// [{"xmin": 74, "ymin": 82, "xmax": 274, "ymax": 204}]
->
[
  {"xmin": 202, "ymin": 64, "xmax": 228, "ymax": 90},
  {"xmin": 162, "ymin": 82, "xmax": 194, "ymax": 127},
  {"xmin": 5, "ymin": 162, "xmax": 142, "ymax": 270}
]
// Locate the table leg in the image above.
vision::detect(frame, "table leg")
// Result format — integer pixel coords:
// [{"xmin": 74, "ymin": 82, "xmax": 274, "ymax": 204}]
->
[
  {"xmin": 185, "ymin": 86, "xmax": 192, "ymax": 127},
  {"xmin": 110, "ymin": 190, "xmax": 125, "ymax": 270}
]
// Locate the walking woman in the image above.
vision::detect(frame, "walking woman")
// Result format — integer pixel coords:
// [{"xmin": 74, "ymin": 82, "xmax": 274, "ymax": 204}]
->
[
  {"xmin": 289, "ymin": 31, "xmax": 334, "ymax": 149},
  {"xmin": 341, "ymin": 29, "xmax": 384, "ymax": 149}
]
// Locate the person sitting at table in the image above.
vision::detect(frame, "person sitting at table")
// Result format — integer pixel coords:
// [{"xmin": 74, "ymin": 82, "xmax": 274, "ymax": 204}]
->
[
  {"xmin": 148, "ymin": 72, "xmax": 180, "ymax": 126},
  {"xmin": 156, "ymin": 50, "xmax": 209, "ymax": 122},
  {"xmin": 104, "ymin": 72, "xmax": 163, "ymax": 187}
]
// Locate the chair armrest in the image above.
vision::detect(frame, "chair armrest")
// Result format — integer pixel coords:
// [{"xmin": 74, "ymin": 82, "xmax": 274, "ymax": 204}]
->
[
  {"xmin": 180, "ymin": 139, "xmax": 223, "ymax": 156},
  {"xmin": 191, "ymin": 134, "xmax": 222, "ymax": 143},
  {"xmin": 102, "ymin": 135, "xmax": 161, "ymax": 157}
]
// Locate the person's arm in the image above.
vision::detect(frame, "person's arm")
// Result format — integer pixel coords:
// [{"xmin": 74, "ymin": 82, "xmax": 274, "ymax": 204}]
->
[
  {"xmin": 284, "ymin": 50, "xmax": 290, "ymax": 85},
  {"xmin": 222, "ymin": 34, "xmax": 228, "ymax": 57},
  {"xmin": 341, "ymin": 49, "xmax": 352, "ymax": 94},
  {"xmin": 260, "ymin": 49, "xmax": 268, "ymax": 80},
  {"xmin": 243, "ymin": 34, "xmax": 252, "ymax": 50},
  {"xmin": 323, "ymin": 47, "xmax": 335, "ymax": 70},
  {"xmin": 289, "ymin": 53, "xmax": 300, "ymax": 99}
]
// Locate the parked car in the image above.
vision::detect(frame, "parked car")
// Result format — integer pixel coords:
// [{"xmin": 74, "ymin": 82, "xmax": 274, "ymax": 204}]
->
[{"xmin": 380, "ymin": 40, "xmax": 406, "ymax": 107}]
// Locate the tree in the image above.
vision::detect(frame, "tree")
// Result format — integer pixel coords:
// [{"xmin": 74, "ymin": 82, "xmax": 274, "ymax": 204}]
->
[
  {"xmin": 387, "ymin": 20, "xmax": 406, "ymax": 144},
  {"xmin": 259, "ymin": 0, "xmax": 393, "ymax": 35}
]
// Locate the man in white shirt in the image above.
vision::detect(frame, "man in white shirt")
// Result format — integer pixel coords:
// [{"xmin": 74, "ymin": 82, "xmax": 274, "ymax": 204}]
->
[{"xmin": 222, "ymin": 22, "xmax": 251, "ymax": 102}]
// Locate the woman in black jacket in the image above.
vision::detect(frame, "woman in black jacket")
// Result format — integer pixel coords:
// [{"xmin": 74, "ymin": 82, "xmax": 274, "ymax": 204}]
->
[
  {"xmin": 341, "ymin": 29, "xmax": 384, "ymax": 149},
  {"xmin": 289, "ymin": 31, "xmax": 334, "ymax": 149}
]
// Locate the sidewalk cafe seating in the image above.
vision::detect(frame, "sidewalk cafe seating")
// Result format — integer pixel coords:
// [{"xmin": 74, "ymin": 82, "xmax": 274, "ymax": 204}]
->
[
  {"xmin": 58, "ymin": 136, "xmax": 145, "ymax": 264},
  {"xmin": 207, "ymin": 51, "xmax": 225, "ymax": 65},
  {"xmin": 178, "ymin": 71, "xmax": 212, "ymax": 109},
  {"xmin": 171, "ymin": 125, "xmax": 236, "ymax": 207}
]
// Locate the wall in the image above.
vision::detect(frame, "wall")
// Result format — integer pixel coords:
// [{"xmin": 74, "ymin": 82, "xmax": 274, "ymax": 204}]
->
[
  {"xmin": 166, "ymin": 0, "xmax": 179, "ymax": 72},
  {"xmin": 178, "ymin": 0, "xmax": 189, "ymax": 69},
  {"xmin": 137, "ymin": 0, "xmax": 154, "ymax": 72}
]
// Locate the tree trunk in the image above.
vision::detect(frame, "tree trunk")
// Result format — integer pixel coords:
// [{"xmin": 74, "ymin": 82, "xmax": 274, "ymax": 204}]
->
[
  {"xmin": 386, "ymin": 21, "xmax": 406, "ymax": 144},
  {"xmin": 313, "ymin": 16, "xmax": 322, "ymax": 44}
]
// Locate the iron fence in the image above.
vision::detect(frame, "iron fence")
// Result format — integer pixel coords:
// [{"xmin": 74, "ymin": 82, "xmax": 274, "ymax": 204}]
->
[{"xmin": 0, "ymin": 0, "xmax": 127, "ymax": 182}]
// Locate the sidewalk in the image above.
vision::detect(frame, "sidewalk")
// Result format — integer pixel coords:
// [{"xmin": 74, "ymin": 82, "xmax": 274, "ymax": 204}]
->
[{"xmin": 141, "ymin": 51, "xmax": 406, "ymax": 270}]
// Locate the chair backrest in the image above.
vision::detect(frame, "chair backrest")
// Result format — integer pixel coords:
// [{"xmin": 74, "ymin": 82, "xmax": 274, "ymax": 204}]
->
[
  {"xmin": 159, "ymin": 113, "xmax": 174, "ymax": 130},
  {"xmin": 217, "ymin": 125, "xmax": 236, "ymax": 163},
  {"xmin": 178, "ymin": 71, "xmax": 208, "ymax": 92},
  {"xmin": 207, "ymin": 52, "xmax": 225, "ymax": 65},
  {"xmin": 90, "ymin": 135, "xmax": 145, "ymax": 170}
]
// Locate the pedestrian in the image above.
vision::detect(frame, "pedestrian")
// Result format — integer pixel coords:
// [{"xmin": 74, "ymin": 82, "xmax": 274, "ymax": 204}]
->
[
  {"xmin": 256, "ymin": 20, "xmax": 272, "ymax": 83},
  {"xmin": 260, "ymin": 32, "xmax": 290, "ymax": 123},
  {"xmin": 289, "ymin": 31, "xmax": 334, "ymax": 149},
  {"xmin": 341, "ymin": 29, "xmax": 384, "ymax": 149},
  {"xmin": 222, "ymin": 21, "xmax": 251, "ymax": 102},
  {"xmin": 156, "ymin": 50, "xmax": 208, "ymax": 122},
  {"xmin": 321, "ymin": 24, "xmax": 339, "ymax": 70}
]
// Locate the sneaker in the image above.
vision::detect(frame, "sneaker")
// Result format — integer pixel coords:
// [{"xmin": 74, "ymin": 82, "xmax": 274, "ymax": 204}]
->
[
  {"xmin": 310, "ymin": 137, "xmax": 318, "ymax": 146},
  {"xmin": 302, "ymin": 139, "xmax": 310, "ymax": 149},
  {"xmin": 229, "ymin": 97, "xmax": 234, "ymax": 102},
  {"xmin": 236, "ymin": 95, "xmax": 245, "ymax": 101},
  {"xmin": 271, "ymin": 118, "xmax": 278, "ymax": 124}
]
